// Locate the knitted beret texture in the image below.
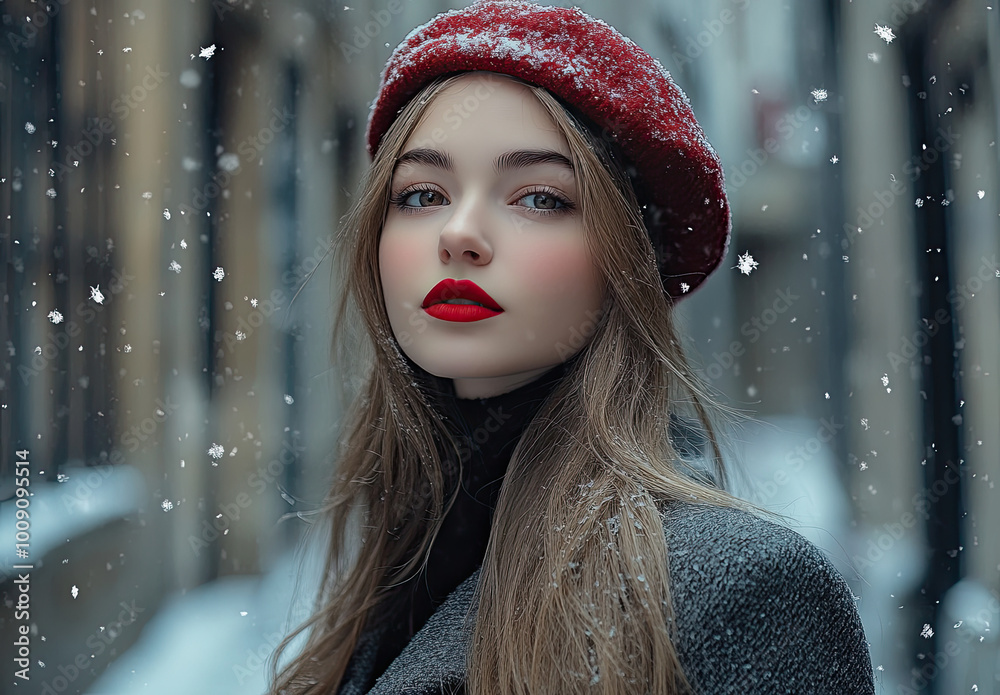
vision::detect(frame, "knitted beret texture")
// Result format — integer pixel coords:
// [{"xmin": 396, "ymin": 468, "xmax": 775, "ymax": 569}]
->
[{"xmin": 366, "ymin": 0, "xmax": 731, "ymax": 299}]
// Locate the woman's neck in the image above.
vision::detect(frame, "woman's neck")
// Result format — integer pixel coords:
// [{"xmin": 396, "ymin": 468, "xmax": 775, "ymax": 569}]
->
[{"xmin": 452, "ymin": 364, "xmax": 564, "ymax": 399}]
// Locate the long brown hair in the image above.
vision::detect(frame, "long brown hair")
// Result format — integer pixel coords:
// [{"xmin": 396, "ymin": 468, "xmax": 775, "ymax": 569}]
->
[{"xmin": 270, "ymin": 72, "xmax": 755, "ymax": 694}]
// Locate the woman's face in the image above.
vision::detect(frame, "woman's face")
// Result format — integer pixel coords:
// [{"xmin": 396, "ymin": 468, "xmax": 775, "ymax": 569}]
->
[{"xmin": 379, "ymin": 72, "xmax": 605, "ymax": 400}]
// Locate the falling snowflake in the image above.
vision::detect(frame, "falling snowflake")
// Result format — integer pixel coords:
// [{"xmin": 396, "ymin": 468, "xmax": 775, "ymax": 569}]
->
[
  {"xmin": 881, "ymin": 373, "xmax": 891, "ymax": 393},
  {"xmin": 235, "ymin": 330, "xmax": 246, "ymax": 341},
  {"xmin": 163, "ymin": 208, "xmax": 171, "ymax": 220},
  {"xmin": 811, "ymin": 88, "xmax": 828, "ymax": 103},
  {"xmin": 867, "ymin": 52, "xmax": 881, "ymax": 63},
  {"xmin": 46, "ymin": 188, "xmax": 57, "ymax": 198},
  {"xmin": 123, "ymin": 344, "xmax": 132, "ymax": 353},
  {"xmin": 861, "ymin": 417, "xmax": 869, "ymax": 430},
  {"xmin": 161, "ymin": 499, "xmax": 174, "ymax": 511},
  {"xmin": 71, "ymin": 585, "xmax": 79, "ymax": 599},
  {"xmin": 199, "ymin": 44, "xmax": 217, "ymax": 60},
  {"xmin": 169, "ymin": 260, "xmax": 182, "ymax": 274},
  {"xmin": 829, "ymin": 155, "xmax": 839, "ymax": 164},
  {"xmin": 859, "ymin": 461, "xmax": 868, "ymax": 471},
  {"xmin": 250, "ymin": 297, "xmax": 258, "ymax": 308},
  {"xmin": 735, "ymin": 251, "xmax": 758, "ymax": 276},
  {"xmin": 679, "ymin": 282, "xmax": 690, "ymax": 294},
  {"xmin": 141, "ymin": 191, "xmax": 152, "ymax": 200},
  {"xmin": 213, "ymin": 266, "xmax": 225, "ymax": 282},
  {"xmin": 57, "ymin": 473, "xmax": 70, "ymax": 482},
  {"xmin": 122, "ymin": 46, "xmax": 132, "ymax": 53},
  {"xmin": 920, "ymin": 623, "xmax": 934, "ymax": 639},
  {"xmin": 915, "ymin": 198, "xmax": 924, "ymax": 208},
  {"xmin": 180, "ymin": 239, "xmax": 188, "ymax": 249},
  {"xmin": 284, "ymin": 394, "xmax": 294, "ymax": 405},
  {"xmin": 48, "ymin": 310, "xmax": 64, "ymax": 324},
  {"xmin": 874, "ymin": 24, "xmax": 896, "ymax": 43},
  {"xmin": 25, "ymin": 122, "xmax": 36, "ymax": 134},
  {"xmin": 90, "ymin": 285, "xmax": 105, "ymax": 304},
  {"xmin": 208, "ymin": 443, "xmax": 225, "ymax": 459},
  {"xmin": 218, "ymin": 153, "xmax": 240, "ymax": 171},
  {"xmin": 977, "ymin": 190, "xmax": 985, "ymax": 199}
]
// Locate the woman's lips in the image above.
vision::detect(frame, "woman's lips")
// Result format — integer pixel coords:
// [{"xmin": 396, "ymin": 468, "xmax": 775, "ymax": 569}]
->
[
  {"xmin": 421, "ymin": 278, "xmax": 504, "ymax": 322},
  {"xmin": 423, "ymin": 303, "xmax": 503, "ymax": 322}
]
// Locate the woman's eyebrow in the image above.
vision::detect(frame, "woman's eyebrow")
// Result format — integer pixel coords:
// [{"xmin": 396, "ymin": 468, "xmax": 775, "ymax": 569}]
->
[
  {"xmin": 495, "ymin": 149, "xmax": 574, "ymax": 175},
  {"xmin": 393, "ymin": 148, "xmax": 574, "ymax": 175}
]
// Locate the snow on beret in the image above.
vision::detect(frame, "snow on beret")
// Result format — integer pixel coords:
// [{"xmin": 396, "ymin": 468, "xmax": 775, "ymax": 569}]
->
[{"xmin": 365, "ymin": 0, "xmax": 731, "ymax": 300}]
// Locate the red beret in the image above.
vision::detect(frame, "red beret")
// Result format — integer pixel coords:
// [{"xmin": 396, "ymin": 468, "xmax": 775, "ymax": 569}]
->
[{"xmin": 366, "ymin": 0, "xmax": 731, "ymax": 300}]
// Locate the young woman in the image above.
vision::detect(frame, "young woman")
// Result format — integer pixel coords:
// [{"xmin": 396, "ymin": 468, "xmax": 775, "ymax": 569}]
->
[{"xmin": 271, "ymin": 2, "xmax": 875, "ymax": 693}]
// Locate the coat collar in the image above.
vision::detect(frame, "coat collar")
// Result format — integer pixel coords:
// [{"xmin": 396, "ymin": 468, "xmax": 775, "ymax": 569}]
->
[{"xmin": 344, "ymin": 570, "xmax": 480, "ymax": 694}]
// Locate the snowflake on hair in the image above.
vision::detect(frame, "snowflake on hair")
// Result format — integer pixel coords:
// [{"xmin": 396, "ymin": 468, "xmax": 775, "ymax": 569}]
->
[{"xmin": 735, "ymin": 251, "xmax": 758, "ymax": 276}]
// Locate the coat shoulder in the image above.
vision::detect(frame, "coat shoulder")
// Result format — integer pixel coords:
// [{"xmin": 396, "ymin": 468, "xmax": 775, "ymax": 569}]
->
[{"xmin": 661, "ymin": 501, "xmax": 875, "ymax": 694}]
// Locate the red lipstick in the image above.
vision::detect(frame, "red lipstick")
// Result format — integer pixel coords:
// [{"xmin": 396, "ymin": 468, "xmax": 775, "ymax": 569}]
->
[{"xmin": 422, "ymin": 279, "xmax": 503, "ymax": 323}]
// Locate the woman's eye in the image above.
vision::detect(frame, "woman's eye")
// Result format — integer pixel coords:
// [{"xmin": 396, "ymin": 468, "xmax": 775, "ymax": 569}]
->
[
  {"xmin": 518, "ymin": 192, "xmax": 566, "ymax": 211},
  {"xmin": 402, "ymin": 189, "xmax": 447, "ymax": 207}
]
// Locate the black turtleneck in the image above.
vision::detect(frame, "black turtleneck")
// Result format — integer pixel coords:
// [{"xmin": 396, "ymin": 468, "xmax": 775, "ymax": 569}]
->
[{"xmin": 365, "ymin": 358, "xmax": 574, "ymax": 687}]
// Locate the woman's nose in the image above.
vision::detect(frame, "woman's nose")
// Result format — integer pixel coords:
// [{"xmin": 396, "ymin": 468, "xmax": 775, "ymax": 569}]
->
[{"xmin": 437, "ymin": 194, "xmax": 493, "ymax": 265}]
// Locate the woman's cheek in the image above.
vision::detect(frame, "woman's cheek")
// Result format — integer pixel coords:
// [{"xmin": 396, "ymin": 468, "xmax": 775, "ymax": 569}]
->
[
  {"xmin": 518, "ymin": 241, "xmax": 597, "ymax": 302},
  {"xmin": 379, "ymin": 232, "xmax": 420, "ymax": 304}
]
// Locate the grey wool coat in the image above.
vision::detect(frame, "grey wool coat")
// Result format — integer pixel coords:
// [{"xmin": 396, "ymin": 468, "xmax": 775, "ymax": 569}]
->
[{"xmin": 338, "ymin": 501, "xmax": 876, "ymax": 694}]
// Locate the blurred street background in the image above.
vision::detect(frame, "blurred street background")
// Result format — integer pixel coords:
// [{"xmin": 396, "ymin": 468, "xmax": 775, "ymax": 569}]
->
[{"xmin": 1, "ymin": 0, "xmax": 998, "ymax": 692}]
